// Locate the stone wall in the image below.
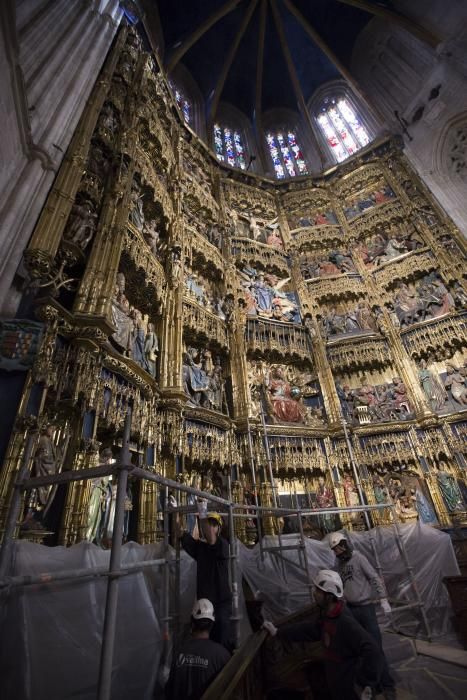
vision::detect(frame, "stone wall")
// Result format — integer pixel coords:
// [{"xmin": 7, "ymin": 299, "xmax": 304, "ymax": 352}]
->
[
  {"xmin": 0, "ymin": 0, "xmax": 122, "ymax": 314},
  {"xmin": 351, "ymin": 0, "xmax": 467, "ymax": 237}
]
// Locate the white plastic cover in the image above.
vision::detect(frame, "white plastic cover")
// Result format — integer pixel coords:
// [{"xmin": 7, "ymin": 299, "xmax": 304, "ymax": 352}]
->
[
  {"xmin": 0, "ymin": 523, "xmax": 460, "ymax": 699},
  {"xmin": 239, "ymin": 523, "xmax": 460, "ymax": 638}
]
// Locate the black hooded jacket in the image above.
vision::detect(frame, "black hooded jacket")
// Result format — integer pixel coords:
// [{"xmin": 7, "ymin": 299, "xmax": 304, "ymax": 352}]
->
[{"xmin": 277, "ymin": 601, "xmax": 383, "ymax": 700}]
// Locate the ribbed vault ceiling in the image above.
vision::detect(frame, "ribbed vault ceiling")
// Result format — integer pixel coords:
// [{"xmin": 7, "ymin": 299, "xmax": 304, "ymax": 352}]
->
[{"xmin": 148, "ymin": 0, "xmax": 400, "ymax": 120}]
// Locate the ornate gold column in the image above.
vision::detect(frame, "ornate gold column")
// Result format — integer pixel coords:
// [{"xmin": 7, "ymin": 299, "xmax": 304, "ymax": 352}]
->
[
  {"xmin": 23, "ymin": 28, "xmax": 128, "ymax": 283},
  {"xmin": 59, "ymin": 438, "xmax": 100, "ymax": 545},
  {"xmin": 352, "ymin": 249, "xmax": 434, "ymax": 420},
  {"xmin": 231, "ymin": 480, "xmax": 246, "ymax": 542},
  {"xmin": 73, "ymin": 54, "xmax": 148, "ymax": 321},
  {"xmin": 259, "ymin": 481, "xmax": 276, "ymax": 536}
]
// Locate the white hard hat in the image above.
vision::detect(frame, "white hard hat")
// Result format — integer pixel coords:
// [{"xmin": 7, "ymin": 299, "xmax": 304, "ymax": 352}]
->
[
  {"xmin": 313, "ymin": 569, "xmax": 344, "ymax": 598},
  {"xmin": 328, "ymin": 531, "xmax": 347, "ymax": 549},
  {"xmin": 192, "ymin": 598, "xmax": 215, "ymax": 621}
]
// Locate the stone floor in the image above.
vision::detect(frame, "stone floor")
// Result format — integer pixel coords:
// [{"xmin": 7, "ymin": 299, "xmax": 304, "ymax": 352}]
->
[{"xmin": 381, "ymin": 632, "xmax": 467, "ymax": 699}]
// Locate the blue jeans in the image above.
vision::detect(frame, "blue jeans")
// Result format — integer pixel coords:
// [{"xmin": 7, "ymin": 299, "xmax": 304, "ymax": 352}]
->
[{"xmin": 348, "ymin": 603, "xmax": 395, "ymax": 689}]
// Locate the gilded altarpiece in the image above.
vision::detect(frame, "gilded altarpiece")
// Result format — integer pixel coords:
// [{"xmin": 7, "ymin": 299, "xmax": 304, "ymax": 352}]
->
[{"xmin": 1, "ymin": 29, "xmax": 466, "ymax": 548}]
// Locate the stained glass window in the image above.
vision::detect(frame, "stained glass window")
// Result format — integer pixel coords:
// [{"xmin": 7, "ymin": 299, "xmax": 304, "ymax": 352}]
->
[
  {"xmin": 316, "ymin": 97, "xmax": 371, "ymax": 163},
  {"xmin": 213, "ymin": 124, "xmax": 247, "ymax": 170},
  {"xmin": 170, "ymin": 83, "xmax": 191, "ymax": 125},
  {"xmin": 267, "ymin": 131, "xmax": 308, "ymax": 179}
]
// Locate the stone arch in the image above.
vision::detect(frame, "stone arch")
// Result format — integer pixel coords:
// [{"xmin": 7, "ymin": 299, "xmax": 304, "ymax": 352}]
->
[
  {"xmin": 433, "ymin": 111, "xmax": 467, "ymax": 223},
  {"xmin": 437, "ymin": 113, "xmax": 467, "ymax": 183}
]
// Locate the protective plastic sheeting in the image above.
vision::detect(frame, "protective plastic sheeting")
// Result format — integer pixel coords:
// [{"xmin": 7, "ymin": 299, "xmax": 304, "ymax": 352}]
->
[
  {"xmin": 0, "ymin": 540, "xmax": 195, "ymax": 700},
  {"xmin": 0, "ymin": 524, "xmax": 460, "ymax": 699},
  {"xmin": 239, "ymin": 523, "xmax": 460, "ymax": 638}
]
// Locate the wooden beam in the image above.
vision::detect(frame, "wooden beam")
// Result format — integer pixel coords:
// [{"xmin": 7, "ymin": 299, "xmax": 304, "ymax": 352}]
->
[
  {"xmin": 255, "ymin": 0, "xmax": 267, "ymax": 118},
  {"xmin": 254, "ymin": 0, "xmax": 267, "ymax": 160},
  {"xmin": 283, "ymin": 0, "xmax": 384, "ymax": 126},
  {"xmin": 208, "ymin": 0, "xmax": 259, "ymax": 126},
  {"xmin": 335, "ymin": 0, "xmax": 440, "ymax": 48},
  {"xmin": 270, "ymin": 0, "xmax": 325, "ymax": 168},
  {"xmin": 166, "ymin": 0, "xmax": 243, "ymax": 74}
]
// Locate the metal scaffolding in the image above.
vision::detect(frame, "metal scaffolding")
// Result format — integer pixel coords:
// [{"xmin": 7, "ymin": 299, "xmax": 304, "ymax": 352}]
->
[{"xmin": 0, "ymin": 413, "xmax": 433, "ymax": 700}]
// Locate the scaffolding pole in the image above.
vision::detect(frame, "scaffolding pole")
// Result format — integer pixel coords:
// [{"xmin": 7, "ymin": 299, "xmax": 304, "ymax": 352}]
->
[
  {"xmin": 97, "ymin": 408, "xmax": 132, "ymax": 700},
  {"xmin": 342, "ymin": 417, "xmax": 431, "ymax": 640},
  {"xmin": 0, "ymin": 429, "xmax": 434, "ymax": 700},
  {"xmin": 245, "ymin": 417, "xmax": 265, "ymax": 563}
]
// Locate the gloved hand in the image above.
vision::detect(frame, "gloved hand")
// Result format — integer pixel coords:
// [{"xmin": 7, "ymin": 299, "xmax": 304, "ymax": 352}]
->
[
  {"xmin": 262, "ymin": 620, "xmax": 278, "ymax": 637},
  {"xmin": 360, "ymin": 686, "xmax": 372, "ymax": 700},
  {"xmin": 168, "ymin": 495, "xmax": 177, "ymax": 508},
  {"xmin": 157, "ymin": 663, "xmax": 170, "ymax": 686},
  {"xmin": 381, "ymin": 598, "xmax": 392, "ymax": 615},
  {"xmin": 197, "ymin": 497, "xmax": 208, "ymax": 519}
]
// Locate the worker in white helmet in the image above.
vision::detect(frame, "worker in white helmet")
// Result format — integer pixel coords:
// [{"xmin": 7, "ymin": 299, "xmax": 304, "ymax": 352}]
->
[
  {"xmin": 329, "ymin": 532, "xmax": 396, "ymax": 700},
  {"xmin": 165, "ymin": 598, "xmax": 231, "ymax": 700},
  {"xmin": 263, "ymin": 569, "xmax": 384, "ymax": 700}
]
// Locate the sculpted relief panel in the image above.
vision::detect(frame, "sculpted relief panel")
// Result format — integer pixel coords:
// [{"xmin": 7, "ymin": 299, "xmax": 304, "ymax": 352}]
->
[{"xmin": 248, "ymin": 361, "xmax": 325, "ymax": 427}]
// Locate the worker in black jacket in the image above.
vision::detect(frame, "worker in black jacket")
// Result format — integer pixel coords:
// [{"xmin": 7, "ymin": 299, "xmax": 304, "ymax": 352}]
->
[
  {"xmin": 263, "ymin": 569, "xmax": 384, "ymax": 700},
  {"xmin": 174, "ymin": 496, "xmax": 232, "ymax": 649}
]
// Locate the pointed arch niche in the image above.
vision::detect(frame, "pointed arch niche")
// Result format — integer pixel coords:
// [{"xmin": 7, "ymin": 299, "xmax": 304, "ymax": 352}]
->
[
  {"xmin": 212, "ymin": 102, "xmax": 259, "ymax": 173},
  {"xmin": 432, "ymin": 111, "xmax": 467, "ymax": 232},
  {"xmin": 308, "ymin": 81, "xmax": 379, "ymax": 169}
]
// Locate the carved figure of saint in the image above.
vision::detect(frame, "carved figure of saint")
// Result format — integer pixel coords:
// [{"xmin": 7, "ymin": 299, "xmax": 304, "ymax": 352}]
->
[
  {"xmin": 99, "ymin": 102, "xmax": 118, "ymax": 138},
  {"xmin": 373, "ymin": 478, "xmax": 388, "ymax": 505},
  {"xmin": 36, "ymin": 424, "xmax": 61, "ymax": 507},
  {"xmin": 415, "ymin": 488, "xmax": 437, "ymax": 525},
  {"xmin": 318, "ymin": 260, "xmax": 340, "ymax": 277},
  {"xmin": 65, "ymin": 201, "xmax": 97, "ymax": 249},
  {"xmin": 129, "ymin": 185, "xmax": 145, "ymax": 231},
  {"xmin": 444, "ymin": 363, "xmax": 467, "ymax": 405},
  {"xmin": 329, "ymin": 251, "xmax": 355, "ymax": 273},
  {"xmin": 379, "ymin": 237, "xmax": 408, "ymax": 264},
  {"xmin": 143, "ymin": 219, "xmax": 160, "ymax": 255},
  {"xmin": 230, "ymin": 208, "xmax": 239, "ymax": 234},
  {"xmin": 324, "ymin": 308, "xmax": 346, "ymax": 336},
  {"xmin": 170, "ymin": 248, "xmax": 182, "ymax": 286},
  {"xmin": 265, "ymin": 367, "xmax": 306, "ymax": 424},
  {"xmin": 144, "ymin": 323, "xmax": 159, "ymax": 378},
  {"xmin": 355, "ymin": 302, "xmax": 377, "ymax": 332},
  {"xmin": 429, "ymin": 277, "xmax": 455, "ymax": 317},
  {"xmin": 182, "ymin": 348, "xmax": 210, "ymax": 405},
  {"xmin": 22, "ymin": 424, "xmax": 64, "ymax": 529},
  {"xmin": 418, "ymin": 360, "xmax": 447, "ymax": 411},
  {"xmin": 86, "ymin": 448, "xmax": 113, "ymax": 543},
  {"xmin": 314, "ymin": 212, "xmax": 330, "ymax": 225},
  {"xmin": 266, "ymin": 227, "xmax": 283, "ymax": 249},
  {"xmin": 436, "ymin": 467, "xmax": 465, "ymax": 512},
  {"xmin": 131, "ymin": 309, "xmax": 147, "ymax": 369},
  {"xmin": 316, "ymin": 476, "xmax": 336, "ymax": 532},
  {"xmin": 111, "ymin": 276, "xmax": 133, "ymax": 355},
  {"xmin": 249, "ymin": 215, "xmax": 262, "ymax": 241},
  {"xmin": 253, "ymin": 273, "xmax": 275, "ymax": 314}
]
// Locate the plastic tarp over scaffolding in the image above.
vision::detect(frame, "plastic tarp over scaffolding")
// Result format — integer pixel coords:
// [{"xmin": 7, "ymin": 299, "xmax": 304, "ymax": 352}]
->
[
  {"xmin": 0, "ymin": 523, "xmax": 460, "ymax": 700},
  {"xmin": 0, "ymin": 540, "xmax": 196, "ymax": 700},
  {"xmin": 239, "ymin": 523, "xmax": 460, "ymax": 638}
]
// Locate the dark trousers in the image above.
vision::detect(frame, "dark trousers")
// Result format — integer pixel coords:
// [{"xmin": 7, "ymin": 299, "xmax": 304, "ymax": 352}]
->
[
  {"xmin": 212, "ymin": 600, "xmax": 232, "ymax": 650},
  {"xmin": 348, "ymin": 603, "xmax": 394, "ymax": 689}
]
